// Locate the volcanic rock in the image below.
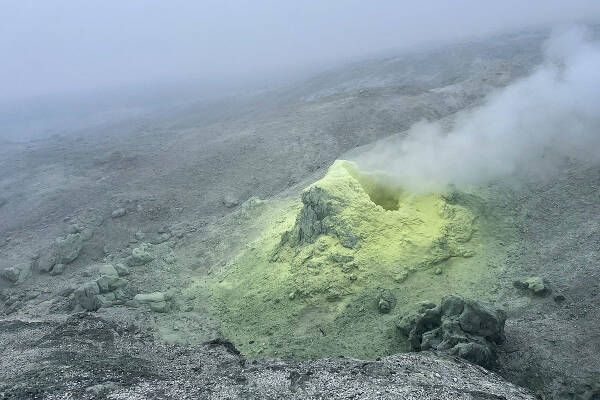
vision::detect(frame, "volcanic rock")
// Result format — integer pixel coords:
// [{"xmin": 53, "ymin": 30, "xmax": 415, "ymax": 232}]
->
[
  {"xmin": 134, "ymin": 292, "xmax": 169, "ymax": 312},
  {"xmin": 0, "ymin": 263, "xmax": 32, "ymax": 284},
  {"xmin": 397, "ymin": 294, "xmax": 506, "ymax": 367},
  {"xmin": 127, "ymin": 245, "xmax": 154, "ymax": 266},
  {"xmin": 74, "ymin": 282, "xmax": 102, "ymax": 311},
  {"xmin": 49, "ymin": 263, "xmax": 65, "ymax": 276},
  {"xmin": 514, "ymin": 276, "xmax": 548, "ymax": 296},
  {"xmin": 111, "ymin": 208, "xmax": 126, "ymax": 218},
  {"xmin": 222, "ymin": 194, "xmax": 240, "ymax": 208},
  {"xmin": 113, "ymin": 263, "xmax": 130, "ymax": 276},
  {"xmin": 134, "ymin": 292, "xmax": 165, "ymax": 303},
  {"xmin": 54, "ymin": 234, "xmax": 84, "ymax": 264}
]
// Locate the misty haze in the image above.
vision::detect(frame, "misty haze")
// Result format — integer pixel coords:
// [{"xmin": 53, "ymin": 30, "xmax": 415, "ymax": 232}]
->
[{"xmin": 1, "ymin": 2, "xmax": 600, "ymax": 399}]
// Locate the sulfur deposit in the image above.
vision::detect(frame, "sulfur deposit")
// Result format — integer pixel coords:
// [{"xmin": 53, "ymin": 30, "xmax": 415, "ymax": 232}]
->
[{"xmin": 201, "ymin": 160, "xmax": 497, "ymax": 359}]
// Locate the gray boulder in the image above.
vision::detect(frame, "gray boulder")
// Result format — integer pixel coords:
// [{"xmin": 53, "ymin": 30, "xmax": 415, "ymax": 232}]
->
[
  {"xmin": 0, "ymin": 263, "xmax": 32, "ymax": 284},
  {"xmin": 38, "ymin": 234, "xmax": 83, "ymax": 272},
  {"xmin": 49, "ymin": 263, "xmax": 65, "ymax": 276},
  {"xmin": 134, "ymin": 292, "xmax": 170, "ymax": 312},
  {"xmin": 111, "ymin": 208, "xmax": 126, "ymax": 218},
  {"xmin": 222, "ymin": 194, "xmax": 240, "ymax": 208},
  {"xmin": 514, "ymin": 276, "xmax": 548, "ymax": 296},
  {"xmin": 396, "ymin": 295, "xmax": 506, "ymax": 367},
  {"xmin": 113, "ymin": 263, "xmax": 130, "ymax": 276},
  {"xmin": 134, "ymin": 292, "xmax": 166, "ymax": 303},
  {"xmin": 54, "ymin": 234, "xmax": 83, "ymax": 264},
  {"xmin": 37, "ymin": 252, "xmax": 58, "ymax": 273},
  {"xmin": 73, "ymin": 282, "xmax": 102, "ymax": 311},
  {"xmin": 127, "ymin": 245, "xmax": 154, "ymax": 266}
]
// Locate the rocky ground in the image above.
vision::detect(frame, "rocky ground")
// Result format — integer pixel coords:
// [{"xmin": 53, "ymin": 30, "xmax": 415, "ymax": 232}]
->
[
  {"xmin": 0, "ymin": 314, "xmax": 535, "ymax": 399},
  {"xmin": 0, "ymin": 30, "xmax": 598, "ymax": 399}
]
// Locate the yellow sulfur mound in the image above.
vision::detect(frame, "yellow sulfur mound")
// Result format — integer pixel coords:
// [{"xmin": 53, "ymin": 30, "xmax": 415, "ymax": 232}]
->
[
  {"xmin": 274, "ymin": 160, "xmax": 476, "ymax": 304},
  {"xmin": 200, "ymin": 160, "xmax": 494, "ymax": 360}
]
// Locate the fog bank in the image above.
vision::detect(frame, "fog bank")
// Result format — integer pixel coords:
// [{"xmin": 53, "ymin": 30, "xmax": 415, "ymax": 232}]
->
[{"xmin": 354, "ymin": 26, "xmax": 600, "ymax": 191}]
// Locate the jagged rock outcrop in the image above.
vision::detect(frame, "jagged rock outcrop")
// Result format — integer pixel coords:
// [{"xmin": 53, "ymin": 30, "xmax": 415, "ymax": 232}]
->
[
  {"xmin": 281, "ymin": 186, "xmax": 360, "ymax": 249},
  {"xmin": 397, "ymin": 295, "xmax": 506, "ymax": 367}
]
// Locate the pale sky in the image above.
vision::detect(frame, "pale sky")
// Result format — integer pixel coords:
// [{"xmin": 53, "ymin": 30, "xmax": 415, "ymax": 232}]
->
[{"xmin": 2, "ymin": 0, "xmax": 600, "ymax": 100}]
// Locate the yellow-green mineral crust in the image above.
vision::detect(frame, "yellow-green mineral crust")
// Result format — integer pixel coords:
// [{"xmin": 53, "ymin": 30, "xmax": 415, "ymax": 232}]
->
[{"xmin": 201, "ymin": 160, "xmax": 495, "ymax": 360}]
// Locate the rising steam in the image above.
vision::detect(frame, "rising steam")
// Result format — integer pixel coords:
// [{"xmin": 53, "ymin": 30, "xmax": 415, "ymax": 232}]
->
[{"xmin": 354, "ymin": 26, "xmax": 600, "ymax": 191}]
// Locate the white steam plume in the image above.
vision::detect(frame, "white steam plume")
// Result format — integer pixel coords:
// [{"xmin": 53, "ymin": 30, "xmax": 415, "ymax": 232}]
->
[{"xmin": 354, "ymin": 26, "xmax": 600, "ymax": 191}]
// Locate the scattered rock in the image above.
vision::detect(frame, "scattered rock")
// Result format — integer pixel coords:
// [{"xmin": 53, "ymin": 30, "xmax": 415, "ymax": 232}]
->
[
  {"xmin": 95, "ymin": 275, "xmax": 126, "ymax": 294},
  {"xmin": 67, "ymin": 224, "xmax": 81, "ymax": 234},
  {"xmin": 96, "ymin": 263, "xmax": 118, "ymax": 277},
  {"xmin": 150, "ymin": 232, "xmax": 171, "ymax": 244},
  {"xmin": 0, "ymin": 263, "xmax": 32, "ymax": 284},
  {"xmin": 37, "ymin": 233, "xmax": 84, "ymax": 273},
  {"xmin": 49, "ymin": 263, "xmax": 65, "ymax": 276},
  {"xmin": 134, "ymin": 292, "xmax": 169, "ymax": 312},
  {"xmin": 37, "ymin": 252, "xmax": 57, "ymax": 273},
  {"xmin": 134, "ymin": 292, "xmax": 166, "ymax": 303},
  {"xmin": 58, "ymin": 287, "xmax": 76, "ymax": 297},
  {"xmin": 241, "ymin": 196, "xmax": 263, "ymax": 210},
  {"xmin": 394, "ymin": 270, "xmax": 408, "ymax": 282},
  {"xmin": 85, "ymin": 382, "xmax": 117, "ymax": 396},
  {"xmin": 377, "ymin": 291, "xmax": 396, "ymax": 314},
  {"xmin": 74, "ymin": 282, "xmax": 102, "ymax": 311},
  {"xmin": 127, "ymin": 245, "xmax": 154, "ymax": 266},
  {"xmin": 222, "ymin": 194, "xmax": 240, "ymax": 208},
  {"xmin": 150, "ymin": 301, "xmax": 168, "ymax": 313},
  {"xmin": 1, "ymin": 267, "xmax": 20, "ymax": 283},
  {"xmin": 56, "ymin": 234, "xmax": 84, "ymax": 264},
  {"xmin": 93, "ymin": 264, "xmax": 127, "ymax": 296},
  {"xmin": 113, "ymin": 263, "xmax": 130, "ymax": 276},
  {"xmin": 553, "ymin": 294, "xmax": 566, "ymax": 303},
  {"xmin": 514, "ymin": 276, "xmax": 548, "ymax": 296},
  {"xmin": 80, "ymin": 228, "xmax": 94, "ymax": 241},
  {"xmin": 378, "ymin": 298, "xmax": 391, "ymax": 313},
  {"xmin": 396, "ymin": 295, "xmax": 506, "ymax": 367},
  {"xmin": 111, "ymin": 208, "xmax": 126, "ymax": 218},
  {"xmin": 25, "ymin": 291, "xmax": 40, "ymax": 301},
  {"xmin": 135, "ymin": 231, "xmax": 145, "ymax": 241}
]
